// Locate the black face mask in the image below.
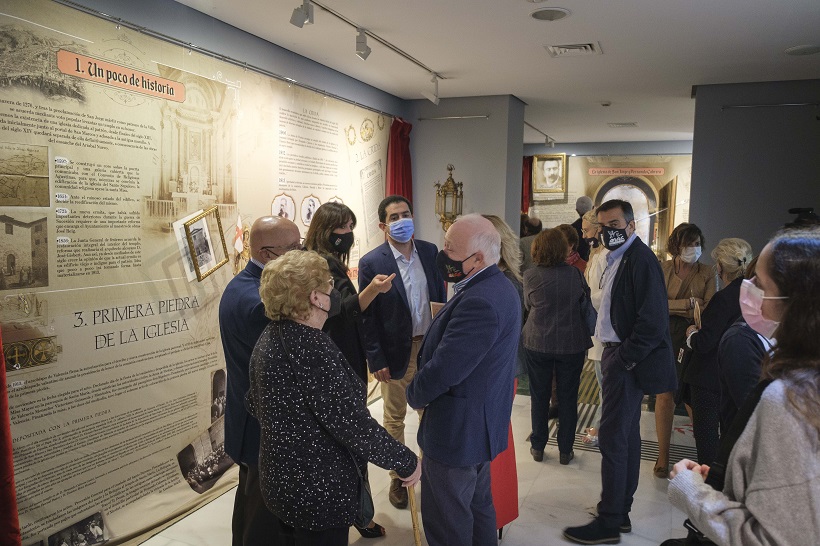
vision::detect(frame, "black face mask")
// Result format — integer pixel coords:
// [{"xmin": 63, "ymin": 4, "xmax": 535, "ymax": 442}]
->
[
  {"xmin": 601, "ymin": 226, "xmax": 630, "ymax": 251},
  {"xmin": 585, "ymin": 237, "xmax": 600, "ymax": 249},
  {"xmin": 318, "ymin": 288, "xmax": 342, "ymax": 319},
  {"xmin": 435, "ymin": 250, "xmax": 476, "ymax": 283},
  {"xmin": 329, "ymin": 232, "xmax": 354, "ymax": 254}
]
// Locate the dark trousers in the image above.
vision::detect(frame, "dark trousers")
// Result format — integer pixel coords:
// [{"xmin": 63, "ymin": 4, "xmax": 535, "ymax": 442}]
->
[
  {"xmin": 596, "ymin": 346, "xmax": 643, "ymax": 528},
  {"xmin": 690, "ymin": 385, "xmax": 721, "ymax": 465},
  {"xmin": 272, "ymin": 517, "xmax": 348, "ymax": 546},
  {"xmin": 421, "ymin": 456, "xmax": 496, "ymax": 546},
  {"xmin": 525, "ymin": 348, "xmax": 585, "ymax": 454},
  {"xmin": 232, "ymin": 463, "xmax": 282, "ymax": 546}
]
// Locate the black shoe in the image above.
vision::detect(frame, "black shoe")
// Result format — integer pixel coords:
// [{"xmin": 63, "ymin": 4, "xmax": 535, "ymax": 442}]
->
[
  {"xmin": 355, "ymin": 521, "xmax": 386, "ymax": 538},
  {"xmin": 563, "ymin": 518, "xmax": 620, "ymax": 545},
  {"xmin": 388, "ymin": 478, "xmax": 408, "ymax": 509},
  {"xmin": 560, "ymin": 451, "xmax": 575, "ymax": 465},
  {"xmin": 530, "ymin": 448, "xmax": 544, "ymax": 462},
  {"xmin": 620, "ymin": 515, "xmax": 631, "ymax": 533}
]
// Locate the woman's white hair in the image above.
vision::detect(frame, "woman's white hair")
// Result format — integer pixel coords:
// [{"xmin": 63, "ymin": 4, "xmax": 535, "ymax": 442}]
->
[{"xmin": 455, "ymin": 213, "xmax": 501, "ymax": 265}]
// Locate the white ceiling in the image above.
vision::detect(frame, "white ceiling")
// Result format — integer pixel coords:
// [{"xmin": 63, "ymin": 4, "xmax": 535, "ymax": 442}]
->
[{"xmin": 173, "ymin": 0, "xmax": 820, "ymax": 144}]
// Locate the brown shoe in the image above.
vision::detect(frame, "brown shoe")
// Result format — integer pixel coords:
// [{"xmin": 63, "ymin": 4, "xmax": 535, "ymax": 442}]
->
[{"xmin": 389, "ymin": 478, "xmax": 408, "ymax": 509}]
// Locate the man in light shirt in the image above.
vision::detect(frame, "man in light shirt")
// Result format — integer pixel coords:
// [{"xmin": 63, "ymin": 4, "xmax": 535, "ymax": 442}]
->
[{"xmin": 358, "ymin": 195, "xmax": 446, "ymax": 509}]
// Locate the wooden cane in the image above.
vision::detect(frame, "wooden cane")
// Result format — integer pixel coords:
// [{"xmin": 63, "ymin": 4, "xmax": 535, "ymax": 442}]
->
[{"xmin": 407, "ymin": 484, "xmax": 422, "ymax": 546}]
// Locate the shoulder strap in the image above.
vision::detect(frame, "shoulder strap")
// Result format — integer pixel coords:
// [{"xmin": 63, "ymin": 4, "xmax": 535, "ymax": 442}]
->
[
  {"xmin": 704, "ymin": 378, "xmax": 773, "ymax": 491},
  {"xmin": 276, "ymin": 322, "xmax": 365, "ymax": 478}
]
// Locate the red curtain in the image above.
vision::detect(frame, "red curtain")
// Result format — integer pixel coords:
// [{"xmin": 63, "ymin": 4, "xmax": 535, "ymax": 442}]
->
[
  {"xmin": 386, "ymin": 117, "xmax": 413, "ymax": 202},
  {"xmin": 0, "ymin": 329, "xmax": 22, "ymax": 546},
  {"xmin": 521, "ymin": 156, "xmax": 533, "ymax": 214}
]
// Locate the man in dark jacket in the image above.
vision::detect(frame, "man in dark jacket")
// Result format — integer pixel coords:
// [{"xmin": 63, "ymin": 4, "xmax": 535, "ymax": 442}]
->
[
  {"xmin": 219, "ymin": 215, "xmax": 300, "ymax": 546},
  {"xmin": 564, "ymin": 199, "xmax": 676, "ymax": 544}
]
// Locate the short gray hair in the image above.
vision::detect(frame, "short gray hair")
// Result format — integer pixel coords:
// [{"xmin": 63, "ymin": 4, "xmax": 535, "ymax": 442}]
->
[{"xmin": 455, "ymin": 213, "xmax": 501, "ymax": 265}]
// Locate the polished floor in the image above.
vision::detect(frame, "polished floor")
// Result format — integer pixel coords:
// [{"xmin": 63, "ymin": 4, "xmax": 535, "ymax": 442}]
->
[{"xmin": 142, "ymin": 391, "xmax": 695, "ymax": 545}]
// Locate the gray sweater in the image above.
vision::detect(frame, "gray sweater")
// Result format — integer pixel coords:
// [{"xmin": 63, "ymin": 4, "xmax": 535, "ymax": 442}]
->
[{"xmin": 668, "ymin": 379, "xmax": 820, "ymax": 545}]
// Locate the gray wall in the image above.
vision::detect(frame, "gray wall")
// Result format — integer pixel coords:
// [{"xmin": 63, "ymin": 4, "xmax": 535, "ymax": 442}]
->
[
  {"xmin": 690, "ymin": 80, "xmax": 820, "ymax": 255},
  {"xmin": 407, "ymin": 95, "xmax": 526, "ymax": 247}
]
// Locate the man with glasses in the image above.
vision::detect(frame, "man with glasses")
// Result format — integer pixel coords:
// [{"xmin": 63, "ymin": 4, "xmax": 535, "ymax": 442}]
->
[
  {"xmin": 564, "ymin": 199, "xmax": 676, "ymax": 544},
  {"xmin": 358, "ymin": 195, "xmax": 446, "ymax": 509},
  {"xmin": 219, "ymin": 215, "xmax": 300, "ymax": 546}
]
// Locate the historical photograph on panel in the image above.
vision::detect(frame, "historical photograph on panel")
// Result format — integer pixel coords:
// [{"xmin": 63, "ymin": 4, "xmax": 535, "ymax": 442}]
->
[
  {"xmin": 46, "ymin": 512, "xmax": 108, "ymax": 546},
  {"xmin": 0, "ymin": 212, "xmax": 48, "ymax": 290},
  {"xmin": 1, "ymin": 292, "xmax": 56, "ymax": 373},
  {"xmin": 177, "ymin": 417, "xmax": 232, "ymax": 494},
  {"xmin": 142, "ymin": 65, "xmax": 238, "ymax": 232},
  {"xmin": 0, "ymin": 142, "xmax": 50, "ymax": 207},
  {"xmin": 272, "ymin": 193, "xmax": 295, "ymax": 220},
  {"xmin": 532, "ymin": 153, "xmax": 568, "ymax": 195},
  {"xmin": 300, "ymin": 195, "xmax": 320, "ymax": 226},
  {"xmin": 211, "ymin": 368, "xmax": 226, "ymax": 423}
]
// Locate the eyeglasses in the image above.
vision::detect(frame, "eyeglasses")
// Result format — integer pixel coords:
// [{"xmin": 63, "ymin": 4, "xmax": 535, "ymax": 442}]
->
[{"xmin": 261, "ymin": 242, "xmax": 302, "ymax": 257}]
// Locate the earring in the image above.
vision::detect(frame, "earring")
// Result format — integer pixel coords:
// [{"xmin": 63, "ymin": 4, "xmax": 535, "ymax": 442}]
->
[{"xmin": 318, "ymin": 303, "xmax": 324, "ymax": 310}]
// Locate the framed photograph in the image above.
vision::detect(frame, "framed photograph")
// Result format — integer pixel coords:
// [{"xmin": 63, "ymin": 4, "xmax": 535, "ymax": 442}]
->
[
  {"xmin": 183, "ymin": 205, "xmax": 229, "ymax": 281},
  {"xmin": 532, "ymin": 153, "xmax": 567, "ymax": 195}
]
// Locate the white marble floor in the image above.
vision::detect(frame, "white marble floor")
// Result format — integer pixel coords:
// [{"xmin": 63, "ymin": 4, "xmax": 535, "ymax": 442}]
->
[{"xmin": 142, "ymin": 394, "xmax": 693, "ymax": 545}]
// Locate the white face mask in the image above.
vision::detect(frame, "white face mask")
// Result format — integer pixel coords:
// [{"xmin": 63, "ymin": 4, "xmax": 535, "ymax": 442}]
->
[{"xmin": 680, "ymin": 246, "xmax": 702, "ymax": 264}]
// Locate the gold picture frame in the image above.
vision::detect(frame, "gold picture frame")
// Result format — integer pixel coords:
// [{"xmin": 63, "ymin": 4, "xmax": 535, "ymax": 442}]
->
[
  {"xmin": 183, "ymin": 205, "xmax": 230, "ymax": 281},
  {"xmin": 532, "ymin": 153, "xmax": 567, "ymax": 195}
]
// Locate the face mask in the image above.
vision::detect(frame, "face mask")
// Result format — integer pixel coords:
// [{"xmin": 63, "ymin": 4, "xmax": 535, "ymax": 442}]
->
[
  {"xmin": 436, "ymin": 250, "xmax": 476, "ymax": 283},
  {"xmin": 329, "ymin": 231, "xmax": 354, "ymax": 254},
  {"xmin": 316, "ymin": 288, "xmax": 342, "ymax": 319},
  {"xmin": 601, "ymin": 226, "xmax": 630, "ymax": 251},
  {"xmin": 388, "ymin": 218, "xmax": 414, "ymax": 243},
  {"xmin": 739, "ymin": 279, "xmax": 787, "ymax": 339},
  {"xmin": 680, "ymin": 246, "xmax": 702, "ymax": 264},
  {"xmin": 585, "ymin": 237, "xmax": 600, "ymax": 249}
]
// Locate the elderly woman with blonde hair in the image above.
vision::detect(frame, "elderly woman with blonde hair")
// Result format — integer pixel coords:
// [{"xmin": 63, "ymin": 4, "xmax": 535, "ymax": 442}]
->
[{"xmin": 247, "ymin": 250, "xmax": 420, "ymax": 545}]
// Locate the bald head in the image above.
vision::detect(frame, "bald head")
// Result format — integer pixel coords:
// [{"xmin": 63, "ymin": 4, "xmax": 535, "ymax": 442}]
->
[
  {"xmin": 250, "ymin": 216, "xmax": 300, "ymax": 264},
  {"xmin": 445, "ymin": 214, "xmax": 501, "ymax": 280}
]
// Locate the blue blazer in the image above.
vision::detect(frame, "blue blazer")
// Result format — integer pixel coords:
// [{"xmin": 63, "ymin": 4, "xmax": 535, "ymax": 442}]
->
[
  {"xmin": 608, "ymin": 238, "xmax": 677, "ymax": 395},
  {"xmin": 407, "ymin": 265, "xmax": 521, "ymax": 466},
  {"xmin": 218, "ymin": 261, "xmax": 269, "ymax": 465},
  {"xmin": 358, "ymin": 240, "xmax": 446, "ymax": 379}
]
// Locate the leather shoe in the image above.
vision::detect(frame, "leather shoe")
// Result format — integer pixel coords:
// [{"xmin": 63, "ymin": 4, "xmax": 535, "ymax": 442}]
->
[
  {"xmin": 563, "ymin": 518, "xmax": 620, "ymax": 544},
  {"xmin": 388, "ymin": 478, "xmax": 408, "ymax": 509},
  {"xmin": 620, "ymin": 515, "xmax": 631, "ymax": 533},
  {"xmin": 530, "ymin": 448, "xmax": 544, "ymax": 462},
  {"xmin": 560, "ymin": 451, "xmax": 575, "ymax": 465}
]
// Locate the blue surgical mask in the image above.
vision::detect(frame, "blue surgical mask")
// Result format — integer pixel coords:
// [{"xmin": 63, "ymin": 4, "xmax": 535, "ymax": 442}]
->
[{"xmin": 388, "ymin": 218, "xmax": 414, "ymax": 243}]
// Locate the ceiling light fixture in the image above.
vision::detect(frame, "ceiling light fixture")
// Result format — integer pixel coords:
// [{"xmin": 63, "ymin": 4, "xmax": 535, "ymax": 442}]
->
[
  {"xmin": 530, "ymin": 7, "xmax": 571, "ymax": 22},
  {"xmin": 421, "ymin": 74, "xmax": 440, "ymax": 105},
  {"xmin": 356, "ymin": 28, "xmax": 371, "ymax": 60},
  {"xmin": 290, "ymin": 0, "xmax": 314, "ymax": 28},
  {"xmin": 784, "ymin": 44, "xmax": 820, "ymax": 56}
]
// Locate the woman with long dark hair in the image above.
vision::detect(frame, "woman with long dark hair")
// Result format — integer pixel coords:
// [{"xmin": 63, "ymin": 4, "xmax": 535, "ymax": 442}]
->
[{"xmin": 667, "ymin": 226, "xmax": 820, "ymax": 545}]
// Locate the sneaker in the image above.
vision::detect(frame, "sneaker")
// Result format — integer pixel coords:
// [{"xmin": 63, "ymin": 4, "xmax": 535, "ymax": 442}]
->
[
  {"xmin": 388, "ymin": 478, "xmax": 408, "ymax": 509},
  {"xmin": 620, "ymin": 515, "xmax": 631, "ymax": 533},
  {"xmin": 563, "ymin": 518, "xmax": 620, "ymax": 545},
  {"xmin": 530, "ymin": 448, "xmax": 544, "ymax": 462},
  {"xmin": 560, "ymin": 451, "xmax": 575, "ymax": 465}
]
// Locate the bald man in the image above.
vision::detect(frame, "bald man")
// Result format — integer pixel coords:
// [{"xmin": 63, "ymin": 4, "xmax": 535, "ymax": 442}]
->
[
  {"xmin": 219, "ymin": 216, "xmax": 300, "ymax": 546},
  {"xmin": 407, "ymin": 214, "xmax": 522, "ymax": 546}
]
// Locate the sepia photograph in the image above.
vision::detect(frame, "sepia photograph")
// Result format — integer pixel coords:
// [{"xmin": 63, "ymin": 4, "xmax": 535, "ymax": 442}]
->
[{"xmin": 532, "ymin": 153, "xmax": 567, "ymax": 195}]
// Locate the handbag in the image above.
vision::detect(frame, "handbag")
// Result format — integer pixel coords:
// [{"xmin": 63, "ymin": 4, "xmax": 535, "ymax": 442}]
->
[
  {"xmin": 275, "ymin": 323, "xmax": 375, "ymax": 528},
  {"xmin": 577, "ymin": 269, "xmax": 597, "ymax": 337}
]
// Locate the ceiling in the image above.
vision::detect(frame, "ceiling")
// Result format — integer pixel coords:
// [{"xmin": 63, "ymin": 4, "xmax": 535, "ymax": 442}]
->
[{"xmin": 173, "ymin": 0, "xmax": 820, "ymax": 144}]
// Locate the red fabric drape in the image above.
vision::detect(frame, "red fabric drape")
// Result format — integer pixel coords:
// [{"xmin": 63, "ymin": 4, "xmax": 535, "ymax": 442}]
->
[
  {"xmin": 490, "ymin": 377, "xmax": 519, "ymax": 530},
  {"xmin": 521, "ymin": 156, "xmax": 533, "ymax": 214},
  {"xmin": 0, "ymin": 329, "xmax": 22, "ymax": 546},
  {"xmin": 386, "ymin": 118, "xmax": 413, "ymax": 202}
]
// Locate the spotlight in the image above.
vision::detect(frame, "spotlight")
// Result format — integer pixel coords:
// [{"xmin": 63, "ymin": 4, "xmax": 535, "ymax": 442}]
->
[
  {"xmin": 421, "ymin": 74, "xmax": 439, "ymax": 105},
  {"xmin": 356, "ymin": 28, "xmax": 371, "ymax": 60},
  {"xmin": 290, "ymin": 0, "xmax": 314, "ymax": 28}
]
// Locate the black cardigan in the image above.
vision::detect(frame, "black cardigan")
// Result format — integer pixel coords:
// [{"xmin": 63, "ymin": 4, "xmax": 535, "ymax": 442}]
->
[
  {"xmin": 322, "ymin": 256, "xmax": 368, "ymax": 382},
  {"xmin": 247, "ymin": 320, "xmax": 417, "ymax": 530}
]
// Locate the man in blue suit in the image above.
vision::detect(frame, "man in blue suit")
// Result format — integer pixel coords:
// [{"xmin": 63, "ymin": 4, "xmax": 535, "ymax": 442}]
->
[
  {"xmin": 219, "ymin": 215, "xmax": 300, "ymax": 546},
  {"xmin": 564, "ymin": 199, "xmax": 676, "ymax": 544},
  {"xmin": 358, "ymin": 195, "xmax": 446, "ymax": 508},
  {"xmin": 407, "ymin": 214, "xmax": 521, "ymax": 546}
]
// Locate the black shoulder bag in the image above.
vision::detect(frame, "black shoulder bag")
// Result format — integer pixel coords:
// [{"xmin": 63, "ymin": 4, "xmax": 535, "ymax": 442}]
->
[
  {"xmin": 276, "ymin": 323, "xmax": 375, "ymax": 528},
  {"xmin": 669, "ymin": 378, "xmax": 773, "ymax": 545}
]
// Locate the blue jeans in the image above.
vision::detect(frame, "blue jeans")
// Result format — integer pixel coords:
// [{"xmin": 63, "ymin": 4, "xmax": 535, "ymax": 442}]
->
[{"xmin": 525, "ymin": 348, "xmax": 585, "ymax": 454}]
